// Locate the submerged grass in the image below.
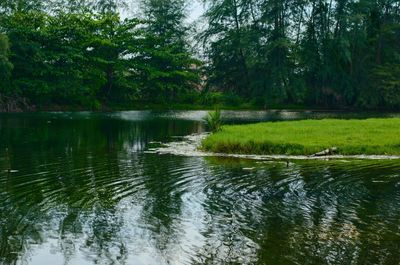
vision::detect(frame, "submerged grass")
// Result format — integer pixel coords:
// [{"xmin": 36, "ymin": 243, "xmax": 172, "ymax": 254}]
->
[{"xmin": 201, "ymin": 118, "xmax": 400, "ymax": 156}]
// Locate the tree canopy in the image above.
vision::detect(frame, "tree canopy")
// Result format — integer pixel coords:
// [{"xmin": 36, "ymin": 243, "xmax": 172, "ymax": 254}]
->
[
  {"xmin": 0, "ymin": 0, "xmax": 399, "ymax": 110},
  {"xmin": 0, "ymin": 0, "xmax": 200, "ymax": 110},
  {"xmin": 201, "ymin": 0, "xmax": 400, "ymax": 108}
]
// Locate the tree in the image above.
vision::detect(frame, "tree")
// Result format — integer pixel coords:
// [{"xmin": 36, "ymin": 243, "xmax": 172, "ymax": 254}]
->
[
  {"xmin": 0, "ymin": 34, "xmax": 12, "ymax": 84},
  {"xmin": 0, "ymin": 0, "xmax": 44, "ymax": 14},
  {"xmin": 138, "ymin": 0, "xmax": 200, "ymax": 102},
  {"xmin": 200, "ymin": 0, "xmax": 253, "ymax": 97},
  {"xmin": 1, "ymin": 0, "xmax": 399, "ymax": 110},
  {"xmin": 201, "ymin": 0, "xmax": 400, "ymax": 109}
]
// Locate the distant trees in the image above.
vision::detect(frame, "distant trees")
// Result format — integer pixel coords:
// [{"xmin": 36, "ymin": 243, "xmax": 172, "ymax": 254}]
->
[
  {"xmin": 201, "ymin": 0, "xmax": 400, "ymax": 108},
  {"xmin": 0, "ymin": 0, "xmax": 399, "ymax": 110},
  {"xmin": 0, "ymin": 0, "xmax": 200, "ymax": 109},
  {"xmin": 138, "ymin": 0, "xmax": 200, "ymax": 102},
  {"xmin": 1, "ymin": 11, "xmax": 139, "ymax": 107}
]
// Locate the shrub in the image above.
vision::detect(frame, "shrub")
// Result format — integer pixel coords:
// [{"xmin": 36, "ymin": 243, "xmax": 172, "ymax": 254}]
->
[{"xmin": 203, "ymin": 109, "xmax": 222, "ymax": 133}]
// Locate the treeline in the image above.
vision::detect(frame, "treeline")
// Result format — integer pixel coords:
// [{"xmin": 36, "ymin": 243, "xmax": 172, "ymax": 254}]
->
[
  {"xmin": 201, "ymin": 0, "xmax": 400, "ymax": 109},
  {"xmin": 0, "ymin": 0, "xmax": 400, "ymax": 111},
  {"xmin": 0, "ymin": 0, "xmax": 199, "ymax": 110}
]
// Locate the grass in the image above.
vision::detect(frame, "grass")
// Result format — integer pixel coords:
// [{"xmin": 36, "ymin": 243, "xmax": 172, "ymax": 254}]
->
[{"xmin": 201, "ymin": 118, "xmax": 400, "ymax": 156}]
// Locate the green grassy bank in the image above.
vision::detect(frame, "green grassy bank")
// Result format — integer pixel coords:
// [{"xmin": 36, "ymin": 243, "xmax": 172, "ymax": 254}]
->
[{"xmin": 202, "ymin": 118, "xmax": 400, "ymax": 156}]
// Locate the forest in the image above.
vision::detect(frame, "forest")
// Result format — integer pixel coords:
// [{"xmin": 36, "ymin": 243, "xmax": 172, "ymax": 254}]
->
[{"xmin": 0, "ymin": 0, "xmax": 399, "ymax": 111}]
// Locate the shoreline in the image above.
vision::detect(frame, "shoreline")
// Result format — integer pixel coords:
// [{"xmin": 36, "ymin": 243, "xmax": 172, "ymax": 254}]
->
[
  {"xmin": 1, "ymin": 106, "xmax": 398, "ymax": 114},
  {"xmin": 147, "ymin": 133, "xmax": 400, "ymax": 161},
  {"xmin": 202, "ymin": 118, "xmax": 400, "ymax": 157},
  {"xmin": 2, "ymin": 101, "xmax": 398, "ymax": 113}
]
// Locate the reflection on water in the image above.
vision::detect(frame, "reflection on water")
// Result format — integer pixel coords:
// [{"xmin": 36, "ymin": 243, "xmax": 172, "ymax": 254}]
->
[{"xmin": 0, "ymin": 111, "xmax": 400, "ymax": 265}]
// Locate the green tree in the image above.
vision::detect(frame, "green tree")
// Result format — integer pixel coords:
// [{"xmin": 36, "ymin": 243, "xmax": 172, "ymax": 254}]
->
[
  {"xmin": 200, "ymin": 0, "xmax": 252, "ymax": 97},
  {"xmin": 201, "ymin": 0, "xmax": 400, "ymax": 109},
  {"xmin": 1, "ymin": 0, "xmax": 399, "ymax": 110},
  {"xmin": 1, "ymin": 7, "xmax": 145, "ymax": 108},
  {"xmin": 0, "ymin": 34, "xmax": 12, "ymax": 85},
  {"xmin": 138, "ymin": 0, "xmax": 200, "ymax": 102}
]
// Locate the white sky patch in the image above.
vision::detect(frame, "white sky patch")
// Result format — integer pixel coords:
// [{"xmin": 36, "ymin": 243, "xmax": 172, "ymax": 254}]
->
[
  {"xmin": 187, "ymin": 1, "xmax": 205, "ymax": 22},
  {"xmin": 120, "ymin": 0, "xmax": 205, "ymax": 23}
]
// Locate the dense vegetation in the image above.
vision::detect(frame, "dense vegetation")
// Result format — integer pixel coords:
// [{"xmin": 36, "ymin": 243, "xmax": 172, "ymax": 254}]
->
[
  {"xmin": 0, "ymin": 0, "xmax": 200, "ymax": 111},
  {"xmin": 202, "ymin": 118, "xmax": 400, "ymax": 155},
  {"xmin": 201, "ymin": 0, "xmax": 400, "ymax": 109},
  {"xmin": 0, "ymin": 0, "xmax": 399, "ymax": 111}
]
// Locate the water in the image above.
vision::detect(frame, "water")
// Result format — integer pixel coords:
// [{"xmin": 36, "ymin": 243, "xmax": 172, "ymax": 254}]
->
[{"xmin": 0, "ymin": 110, "xmax": 400, "ymax": 265}]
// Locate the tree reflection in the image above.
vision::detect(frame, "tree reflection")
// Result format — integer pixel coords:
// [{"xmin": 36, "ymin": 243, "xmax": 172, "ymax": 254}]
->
[
  {"xmin": 0, "ymin": 113, "xmax": 400, "ymax": 265},
  {"xmin": 0, "ymin": 113, "xmax": 201, "ymax": 264},
  {"xmin": 199, "ymin": 158, "xmax": 400, "ymax": 265}
]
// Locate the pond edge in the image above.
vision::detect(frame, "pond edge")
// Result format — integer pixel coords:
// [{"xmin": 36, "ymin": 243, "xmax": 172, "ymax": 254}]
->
[{"xmin": 146, "ymin": 133, "xmax": 400, "ymax": 161}]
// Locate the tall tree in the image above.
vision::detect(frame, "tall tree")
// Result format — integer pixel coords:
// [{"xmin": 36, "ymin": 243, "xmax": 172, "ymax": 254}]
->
[
  {"xmin": 138, "ymin": 0, "xmax": 200, "ymax": 102},
  {"xmin": 201, "ymin": 0, "xmax": 400, "ymax": 108},
  {"xmin": 201, "ymin": 0, "xmax": 253, "ymax": 97}
]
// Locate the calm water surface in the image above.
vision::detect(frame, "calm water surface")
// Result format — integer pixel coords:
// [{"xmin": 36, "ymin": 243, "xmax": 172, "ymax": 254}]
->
[{"xmin": 1, "ymin": 110, "xmax": 400, "ymax": 265}]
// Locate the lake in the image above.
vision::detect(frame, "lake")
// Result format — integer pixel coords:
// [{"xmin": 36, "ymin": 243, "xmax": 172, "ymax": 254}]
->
[{"xmin": 1, "ymin": 110, "xmax": 400, "ymax": 265}]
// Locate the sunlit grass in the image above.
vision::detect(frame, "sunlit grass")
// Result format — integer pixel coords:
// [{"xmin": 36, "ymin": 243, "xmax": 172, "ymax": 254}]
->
[{"xmin": 201, "ymin": 118, "xmax": 400, "ymax": 155}]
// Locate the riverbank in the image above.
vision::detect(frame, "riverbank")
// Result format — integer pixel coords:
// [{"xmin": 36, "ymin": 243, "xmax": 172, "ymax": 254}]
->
[
  {"xmin": 0, "ymin": 102, "xmax": 267, "ymax": 113},
  {"xmin": 30, "ymin": 103, "xmax": 322, "ymax": 112},
  {"xmin": 201, "ymin": 118, "xmax": 400, "ymax": 156},
  {"xmin": 0, "ymin": 95, "xmax": 360, "ymax": 112},
  {"xmin": 3, "ymin": 103, "xmax": 391, "ymax": 113}
]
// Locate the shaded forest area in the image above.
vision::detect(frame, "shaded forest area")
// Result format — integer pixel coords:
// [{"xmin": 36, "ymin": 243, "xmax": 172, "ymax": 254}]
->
[{"xmin": 0, "ymin": 0, "xmax": 399, "ymax": 111}]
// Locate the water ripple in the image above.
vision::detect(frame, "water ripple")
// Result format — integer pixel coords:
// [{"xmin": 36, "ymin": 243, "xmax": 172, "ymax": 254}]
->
[{"xmin": 1, "ymin": 112, "xmax": 400, "ymax": 265}]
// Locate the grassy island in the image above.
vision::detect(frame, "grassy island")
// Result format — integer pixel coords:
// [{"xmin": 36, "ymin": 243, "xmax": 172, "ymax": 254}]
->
[{"xmin": 202, "ymin": 118, "xmax": 400, "ymax": 156}]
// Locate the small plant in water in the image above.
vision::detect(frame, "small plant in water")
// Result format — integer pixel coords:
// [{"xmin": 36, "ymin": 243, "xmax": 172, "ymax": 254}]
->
[{"xmin": 204, "ymin": 109, "xmax": 222, "ymax": 133}]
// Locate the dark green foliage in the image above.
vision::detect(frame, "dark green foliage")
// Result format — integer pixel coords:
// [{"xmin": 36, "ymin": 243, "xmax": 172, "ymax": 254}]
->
[
  {"xmin": 1, "ymin": 11, "xmax": 141, "ymax": 106},
  {"xmin": 370, "ymin": 64, "xmax": 400, "ymax": 108},
  {"xmin": 0, "ymin": 33, "xmax": 33, "ymax": 112},
  {"xmin": 0, "ymin": 0, "xmax": 399, "ymax": 110},
  {"xmin": 0, "ymin": 34, "xmax": 12, "ymax": 85},
  {"xmin": 137, "ymin": 0, "xmax": 201, "ymax": 103},
  {"xmin": 201, "ymin": 0, "xmax": 400, "ymax": 109},
  {"xmin": 0, "ymin": 0, "xmax": 200, "ymax": 110}
]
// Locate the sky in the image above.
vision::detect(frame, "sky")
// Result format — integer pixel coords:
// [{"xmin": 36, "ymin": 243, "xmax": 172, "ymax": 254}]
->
[
  {"xmin": 187, "ymin": 1, "xmax": 205, "ymax": 22},
  {"xmin": 124, "ymin": 0, "xmax": 205, "ymax": 22}
]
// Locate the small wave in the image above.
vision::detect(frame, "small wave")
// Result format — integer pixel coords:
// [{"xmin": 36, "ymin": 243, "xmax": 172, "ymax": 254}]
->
[{"xmin": 146, "ymin": 133, "xmax": 400, "ymax": 160}]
